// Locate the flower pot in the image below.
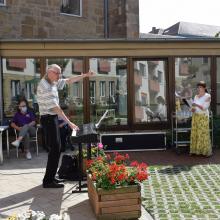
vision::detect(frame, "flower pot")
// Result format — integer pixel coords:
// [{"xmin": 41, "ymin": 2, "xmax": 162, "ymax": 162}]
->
[{"xmin": 87, "ymin": 174, "xmax": 142, "ymax": 220}]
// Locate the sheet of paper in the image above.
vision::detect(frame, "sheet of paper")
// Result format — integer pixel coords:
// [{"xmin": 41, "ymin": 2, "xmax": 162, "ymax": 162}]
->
[{"xmin": 71, "ymin": 129, "xmax": 77, "ymax": 136}]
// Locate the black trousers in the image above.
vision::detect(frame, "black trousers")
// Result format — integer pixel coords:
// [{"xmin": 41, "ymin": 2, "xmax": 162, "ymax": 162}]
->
[{"xmin": 40, "ymin": 115, "xmax": 61, "ymax": 184}]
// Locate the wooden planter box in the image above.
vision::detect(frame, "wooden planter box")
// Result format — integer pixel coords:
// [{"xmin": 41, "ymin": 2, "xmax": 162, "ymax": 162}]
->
[{"xmin": 87, "ymin": 174, "xmax": 142, "ymax": 220}]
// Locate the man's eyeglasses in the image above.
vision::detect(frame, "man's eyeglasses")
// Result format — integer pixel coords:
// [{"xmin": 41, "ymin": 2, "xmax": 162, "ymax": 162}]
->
[{"xmin": 51, "ymin": 70, "xmax": 61, "ymax": 75}]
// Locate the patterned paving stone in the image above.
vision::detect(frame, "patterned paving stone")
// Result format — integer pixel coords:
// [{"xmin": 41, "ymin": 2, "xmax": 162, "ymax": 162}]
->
[{"xmin": 143, "ymin": 164, "xmax": 220, "ymax": 220}]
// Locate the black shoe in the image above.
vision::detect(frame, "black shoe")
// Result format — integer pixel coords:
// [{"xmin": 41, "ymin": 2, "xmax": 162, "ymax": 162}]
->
[
  {"xmin": 43, "ymin": 181, "xmax": 64, "ymax": 188},
  {"xmin": 54, "ymin": 177, "xmax": 65, "ymax": 183}
]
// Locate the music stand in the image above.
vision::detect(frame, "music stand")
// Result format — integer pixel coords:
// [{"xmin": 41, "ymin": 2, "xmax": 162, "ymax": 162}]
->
[{"xmin": 71, "ymin": 110, "xmax": 108, "ymax": 193}]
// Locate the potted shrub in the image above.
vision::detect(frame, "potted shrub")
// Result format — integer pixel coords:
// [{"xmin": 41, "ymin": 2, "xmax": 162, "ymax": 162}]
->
[{"xmin": 86, "ymin": 151, "xmax": 148, "ymax": 219}]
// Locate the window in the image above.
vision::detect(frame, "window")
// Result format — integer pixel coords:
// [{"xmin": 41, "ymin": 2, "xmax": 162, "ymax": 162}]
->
[
  {"xmin": 3, "ymin": 58, "xmax": 40, "ymax": 117},
  {"xmin": 90, "ymin": 81, "xmax": 96, "ymax": 104},
  {"xmin": 46, "ymin": 58, "xmax": 84, "ymax": 124},
  {"xmin": 61, "ymin": 0, "xmax": 82, "ymax": 16},
  {"xmin": 6, "ymin": 59, "xmax": 26, "ymax": 72},
  {"xmin": 134, "ymin": 60, "xmax": 167, "ymax": 123},
  {"xmin": 98, "ymin": 59, "xmax": 111, "ymax": 74},
  {"xmin": 26, "ymin": 82, "xmax": 34, "ymax": 100},
  {"xmin": 34, "ymin": 59, "xmax": 41, "ymax": 73},
  {"xmin": 73, "ymin": 82, "xmax": 80, "ymax": 98},
  {"xmin": 72, "ymin": 58, "xmax": 83, "ymax": 74},
  {"xmin": 109, "ymin": 81, "xmax": 115, "ymax": 104},
  {"xmin": 139, "ymin": 63, "xmax": 146, "ymax": 76},
  {"xmin": 11, "ymin": 80, "xmax": 20, "ymax": 98},
  {"xmin": 203, "ymin": 57, "xmax": 209, "ymax": 64},
  {"xmin": 0, "ymin": 0, "xmax": 6, "ymax": 6},
  {"xmin": 157, "ymin": 71, "xmax": 162, "ymax": 83},
  {"xmin": 89, "ymin": 58, "xmax": 128, "ymax": 126},
  {"xmin": 100, "ymin": 81, "xmax": 106, "ymax": 97},
  {"xmin": 175, "ymin": 57, "xmax": 211, "ymax": 113},
  {"xmin": 109, "ymin": 81, "xmax": 115, "ymax": 97}
]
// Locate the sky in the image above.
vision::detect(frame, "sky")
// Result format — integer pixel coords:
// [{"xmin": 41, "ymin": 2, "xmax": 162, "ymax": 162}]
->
[{"xmin": 139, "ymin": 0, "xmax": 220, "ymax": 33}]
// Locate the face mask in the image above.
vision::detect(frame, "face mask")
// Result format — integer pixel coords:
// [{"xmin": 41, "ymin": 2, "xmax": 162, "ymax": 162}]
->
[{"xmin": 21, "ymin": 106, "xmax": 27, "ymax": 113}]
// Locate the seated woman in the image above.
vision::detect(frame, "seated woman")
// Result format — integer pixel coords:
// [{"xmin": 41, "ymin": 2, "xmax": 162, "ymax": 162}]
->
[{"xmin": 11, "ymin": 99, "xmax": 36, "ymax": 159}]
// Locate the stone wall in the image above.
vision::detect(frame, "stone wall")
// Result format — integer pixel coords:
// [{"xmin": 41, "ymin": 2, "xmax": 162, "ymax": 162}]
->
[
  {"xmin": 125, "ymin": 0, "xmax": 139, "ymax": 39},
  {"xmin": 0, "ymin": 0, "xmax": 139, "ymax": 39},
  {"xmin": 108, "ymin": 0, "xmax": 139, "ymax": 39}
]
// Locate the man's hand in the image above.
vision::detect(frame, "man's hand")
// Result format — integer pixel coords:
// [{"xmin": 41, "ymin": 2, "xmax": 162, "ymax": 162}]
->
[
  {"xmin": 66, "ymin": 70, "xmax": 95, "ymax": 84},
  {"xmin": 68, "ymin": 122, "xmax": 79, "ymax": 131},
  {"xmin": 83, "ymin": 70, "xmax": 95, "ymax": 78}
]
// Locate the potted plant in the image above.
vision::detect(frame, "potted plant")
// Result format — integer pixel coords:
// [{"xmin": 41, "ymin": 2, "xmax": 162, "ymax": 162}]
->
[
  {"xmin": 82, "ymin": 143, "xmax": 105, "ymax": 176},
  {"xmin": 86, "ymin": 150, "xmax": 148, "ymax": 219}
]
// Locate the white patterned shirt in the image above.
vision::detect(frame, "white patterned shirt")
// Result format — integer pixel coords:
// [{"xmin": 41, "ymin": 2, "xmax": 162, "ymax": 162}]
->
[{"xmin": 37, "ymin": 78, "xmax": 66, "ymax": 116}]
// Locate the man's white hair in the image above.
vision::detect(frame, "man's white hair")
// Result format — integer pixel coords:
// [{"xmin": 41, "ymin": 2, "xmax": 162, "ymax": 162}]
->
[{"xmin": 46, "ymin": 64, "xmax": 61, "ymax": 74}]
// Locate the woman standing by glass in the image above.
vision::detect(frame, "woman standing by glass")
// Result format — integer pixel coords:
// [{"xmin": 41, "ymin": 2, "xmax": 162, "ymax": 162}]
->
[{"xmin": 190, "ymin": 81, "xmax": 212, "ymax": 157}]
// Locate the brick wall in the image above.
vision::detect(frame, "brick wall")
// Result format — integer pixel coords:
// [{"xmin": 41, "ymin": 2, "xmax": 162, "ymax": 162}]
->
[{"xmin": 0, "ymin": 0, "xmax": 139, "ymax": 39}]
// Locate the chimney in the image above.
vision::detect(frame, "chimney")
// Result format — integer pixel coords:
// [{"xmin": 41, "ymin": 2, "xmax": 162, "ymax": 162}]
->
[{"xmin": 152, "ymin": 27, "xmax": 157, "ymax": 33}]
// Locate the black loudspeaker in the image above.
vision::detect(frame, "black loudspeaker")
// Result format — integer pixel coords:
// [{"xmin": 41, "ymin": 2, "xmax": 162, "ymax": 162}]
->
[{"xmin": 100, "ymin": 132, "xmax": 166, "ymax": 151}]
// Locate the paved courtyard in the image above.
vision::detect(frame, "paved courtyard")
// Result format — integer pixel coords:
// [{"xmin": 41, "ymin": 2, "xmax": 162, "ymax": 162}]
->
[
  {"xmin": 144, "ymin": 164, "xmax": 220, "ymax": 220},
  {"xmin": 1, "ymin": 146, "xmax": 220, "ymax": 220},
  {"xmin": 0, "ymin": 148, "xmax": 151, "ymax": 220}
]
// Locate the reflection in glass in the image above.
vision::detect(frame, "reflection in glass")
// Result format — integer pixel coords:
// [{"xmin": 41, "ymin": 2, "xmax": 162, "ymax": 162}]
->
[
  {"xmin": 216, "ymin": 58, "xmax": 220, "ymax": 115},
  {"xmin": 134, "ymin": 60, "xmax": 167, "ymax": 123},
  {"xmin": 47, "ymin": 58, "xmax": 84, "ymax": 125},
  {"xmin": 89, "ymin": 58, "xmax": 127, "ymax": 126},
  {"xmin": 3, "ymin": 58, "xmax": 40, "ymax": 117},
  {"xmin": 175, "ymin": 57, "xmax": 211, "ymax": 114}
]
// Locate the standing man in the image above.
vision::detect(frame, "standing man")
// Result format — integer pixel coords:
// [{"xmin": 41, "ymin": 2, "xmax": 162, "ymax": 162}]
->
[{"xmin": 37, "ymin": 64, "xmax": 93, "ymax": 188}]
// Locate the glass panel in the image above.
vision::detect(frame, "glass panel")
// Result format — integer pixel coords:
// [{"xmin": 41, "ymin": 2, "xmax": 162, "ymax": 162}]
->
[
  {"xmin": 2, "ymin": 58, "xmax": 40, "ymax": 118},
  {"xmin": 134, "ymin": 60, "xmax": 167, "ymax": 123},
  {"xmin": 46, "ymin": 58, "xmax": 84, "ymax": 125},
  {"xmin": 61, "ymin": 0, "xmax": 81, "ymax": 16},
  {"xmin": 0, "ymin": 0, "xmax": 5, "ymax": 5},
  {"xmin": 175, "ymin": 57, "xmax": 211, "ymax": 114},
  {"xmin": 89, "ymin": 58, "xmax": 127, "ymax": 126},
  {"xmin": 216, "ymin": 58, "xmax": 220, "ymax": 115}
]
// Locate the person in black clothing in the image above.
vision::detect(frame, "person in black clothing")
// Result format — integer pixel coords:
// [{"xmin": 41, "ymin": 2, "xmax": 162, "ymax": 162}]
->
[{"xmin": 37, "ymin": 64, "xmax": 93, "ymax": 188}]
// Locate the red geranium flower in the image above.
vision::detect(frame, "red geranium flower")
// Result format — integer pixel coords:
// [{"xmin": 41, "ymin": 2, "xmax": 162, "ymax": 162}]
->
[{"xmin": 87, "ymin": 149, "xmax": 148, "ymax": 190}]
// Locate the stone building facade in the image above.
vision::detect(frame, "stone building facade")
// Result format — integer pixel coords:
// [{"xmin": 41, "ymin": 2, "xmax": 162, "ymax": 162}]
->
[{"xmin": 0, "ymin": 0, "xmax": 139, "ymax": 39}]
